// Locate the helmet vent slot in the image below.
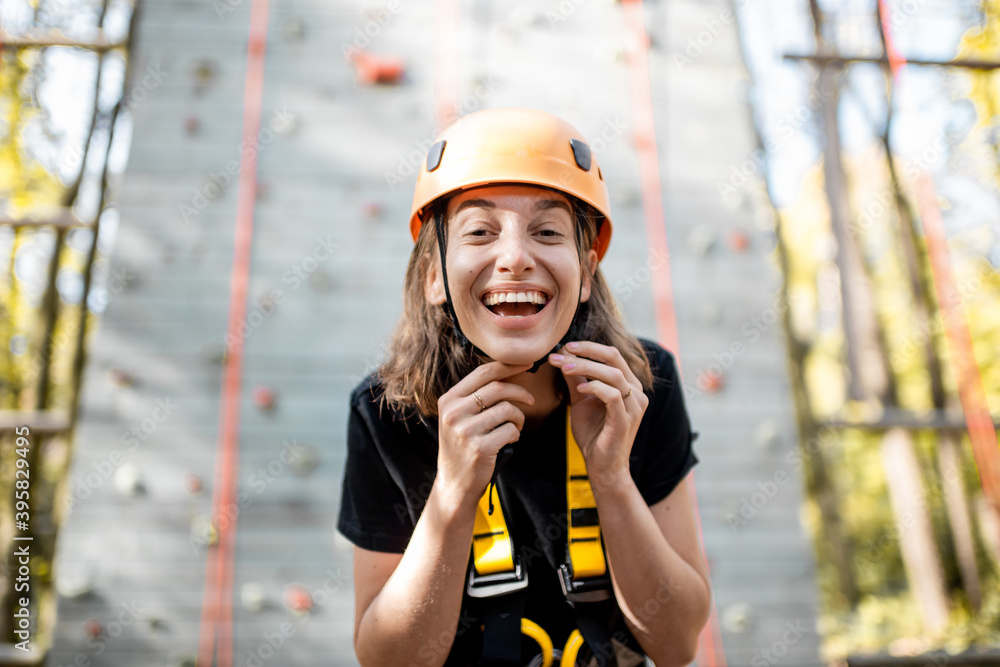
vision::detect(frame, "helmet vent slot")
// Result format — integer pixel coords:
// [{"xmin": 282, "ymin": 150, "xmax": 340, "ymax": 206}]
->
[
  {"xmin": 569, "ymin": 138, "xmax": 592, "ymax": 171},
  {"xmin": 426, "ymin": 140, "xmax": 446, "ymax": 172}
]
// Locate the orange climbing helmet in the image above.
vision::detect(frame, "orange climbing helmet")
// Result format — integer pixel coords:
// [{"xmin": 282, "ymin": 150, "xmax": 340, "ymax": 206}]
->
[{"xmin": 409, "ymin": 107, "xmax": 614, "ymax": 260}]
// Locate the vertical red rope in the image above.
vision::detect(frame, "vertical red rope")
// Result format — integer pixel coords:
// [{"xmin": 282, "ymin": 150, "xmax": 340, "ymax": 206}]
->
[
  {"xmin": 620, "ymin": 1, "xmax": 727, "ymax": 665},
  {"xmin": 196, "ymin": 0, "xmax": 271, "ymax": 664},
  {"xmin": 880, "ymin": 0, "xmax": 1000, "ymax": 564}
]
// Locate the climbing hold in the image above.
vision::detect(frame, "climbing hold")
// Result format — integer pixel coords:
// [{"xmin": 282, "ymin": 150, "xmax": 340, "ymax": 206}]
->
[
  {"xmin": 114, "ymin": 463, "xmax": 145, "ymax": 497},
  {"xmin": 288, "ymin": 444, "xmax": 320, "ymax": 477},
  {"xmin": 190, "ymin": 515, "xmax": 218, "ymax": 548},
  {"xmin": 362, "ymin": 201, "xmax": 382, "ymax": 219},
  {"xmin": 281, "ymin": 17, "xmax": 306, "ymax": 42},
  {"xmin": 241, "ymin": 582, "xmax": 267, "ymax": 612},
  {"xmin": 697, "ymin": 369, "xmax": 725, "ymax": 394},
  {"xmin": 184, "ymin": 116, "xmax": 200, "ymax": 136},
  {"xmin": 686, "ymin": 224, "xmax": 717, "ymax": 258},
  {"xmin": 184, "ymin": 473, "xmax": 203, "ymax": 496},
  {"xmin": 253, "ymin": 386, "xmax": 276, "ymax": 411},
  {"xmin": 84, "ymin": 619, "xmax": 104, "ymax": 639},
  {"xmin": 721, "ymin": 602, "xmax": 754, "ymax": 634},
  {"xmin": 283, "ymin": 584, "xmax": 313, "ymax": 614},
  {"xmin": 190, "ymin": 58, "xmax": 218, "ymax": 96},
  {"xmin": 753, "ymin": 419, "xmax": 780, "ymax": 450},
  {"xmin": 308, "ymin": 269, "xmax": 333, "ymax": 293},
  {"xmin": 107, "ymin": 368, "xmax": 135, "ymax": 387},
  {"xmin": 347, "ymin": 49, "xmax": 406, "ymax": 86},
  {"xmin": 57, "ymin": 569, "xmax": 94, "ymax": 599},
  {"xmin": 199, "ymin": 340, "xmax": 227, "ymax": 366},
  {"xmin": 256, "ymin": 181, "xmax": 270, "ymax": 202},
  {"xmin": 727, "ymin": 228, "xmax": 751, "ymax": 253}
]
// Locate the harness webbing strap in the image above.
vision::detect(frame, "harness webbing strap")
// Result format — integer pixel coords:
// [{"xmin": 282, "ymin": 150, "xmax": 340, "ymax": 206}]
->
[
  {"xmin": 565, "ymin": 408, "xmax": 607, "ymax": 580},
  {"xmin": 472, "ymin": 480, "xmax": 516, "ymax": 576}
]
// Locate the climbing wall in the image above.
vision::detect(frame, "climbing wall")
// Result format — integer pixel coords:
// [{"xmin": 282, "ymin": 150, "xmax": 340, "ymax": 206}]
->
[{"xmin": 48, "ymin": 0, "xmax": 822, "ymax": 665}]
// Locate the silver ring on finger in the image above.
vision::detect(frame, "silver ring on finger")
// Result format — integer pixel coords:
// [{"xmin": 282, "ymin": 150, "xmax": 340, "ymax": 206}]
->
[{"xmin": 473, "ymin": 390, "xmax": 486, "ymax": 412}]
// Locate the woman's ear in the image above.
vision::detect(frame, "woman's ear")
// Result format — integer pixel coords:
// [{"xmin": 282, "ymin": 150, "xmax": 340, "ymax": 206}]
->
[
  {"xmin": 580, "ymin": 248, "xmax": 599, "ymax": 303},
  {"xmin": 424, "ymin": 252, "xmax": 446, "ymax": 306}
]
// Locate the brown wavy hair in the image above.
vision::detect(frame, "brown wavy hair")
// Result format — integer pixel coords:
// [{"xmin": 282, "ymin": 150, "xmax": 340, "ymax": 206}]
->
[{"xmin": 375, "ymin": 187, "xmax": 653, "ymax": 419}]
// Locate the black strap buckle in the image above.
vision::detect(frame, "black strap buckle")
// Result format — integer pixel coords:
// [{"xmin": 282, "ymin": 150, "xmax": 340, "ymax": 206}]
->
[
  {"xmin": 467, "ymin": 554, "xmax": 529, "ymax": 599},
  {"xmin": 558, "ymin": 563, "xmax": 612, "ymax": 604}
]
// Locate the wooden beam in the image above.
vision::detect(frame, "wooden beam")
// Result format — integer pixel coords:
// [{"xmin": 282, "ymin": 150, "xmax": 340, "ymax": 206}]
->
[
  {"xmin": 0, "ymin": 209, "xmax": 87, "ymax": 229},
  {"xmin": 0, "ymin": 30, "xmax": 124, "ymax": 52},
  {"xmin": 0, "ymin": 410, "xmax": 70, "ymax": 433},
  {"xmin": 785, "ymin": 52, "xmax": 1000, "ymax": 70},
  {"xmin": 822, "ymin": 409, "xmax": 1000, "ymax": 432}
]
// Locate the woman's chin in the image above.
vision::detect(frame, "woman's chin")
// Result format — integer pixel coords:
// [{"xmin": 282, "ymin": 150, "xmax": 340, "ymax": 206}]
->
[{"xmin": 474, "ymin": 340, "xmax": 551, "ymax": 367}]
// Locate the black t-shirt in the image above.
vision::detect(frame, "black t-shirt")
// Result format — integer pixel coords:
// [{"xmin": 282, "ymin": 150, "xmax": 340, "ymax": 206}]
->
[{"xmin": 337, "ymin": 337, "xmax": 699, "ymax": 664}]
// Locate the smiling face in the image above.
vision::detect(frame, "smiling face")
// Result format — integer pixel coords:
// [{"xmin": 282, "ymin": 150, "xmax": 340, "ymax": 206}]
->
[{"xmin": 425, "ymin": 184, "xmax": 599, "ymax": 365}]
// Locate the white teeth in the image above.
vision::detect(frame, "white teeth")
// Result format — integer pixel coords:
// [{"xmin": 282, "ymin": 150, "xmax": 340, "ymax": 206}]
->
[{"xmin": 482, "ymin": 291, "xmax": 548, "ymax": 307}]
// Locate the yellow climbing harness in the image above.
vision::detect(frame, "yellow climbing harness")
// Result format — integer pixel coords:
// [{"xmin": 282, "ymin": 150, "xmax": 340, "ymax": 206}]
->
[{"xmin": 467, "ymin": 406, "xmax": 611, "ymax": 666}]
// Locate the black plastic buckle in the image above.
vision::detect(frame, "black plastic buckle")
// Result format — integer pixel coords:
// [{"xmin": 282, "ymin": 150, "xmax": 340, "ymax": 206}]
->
[
  {"xmin": 558, "ymin": 563, "xmax": 612, "ymax": 604},
  {"xmin": 466, "ymin": 555, "xmax": 529, "ymax": 599}
]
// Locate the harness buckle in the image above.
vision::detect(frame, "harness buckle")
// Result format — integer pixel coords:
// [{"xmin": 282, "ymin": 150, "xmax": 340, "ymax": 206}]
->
[
  {"xmin": 558, "ymin": 563, "xmax": 612, "ymax": 604},
  {"xmin": 466, "ymin": 554, "xmax": 529, "ymax": 598}
]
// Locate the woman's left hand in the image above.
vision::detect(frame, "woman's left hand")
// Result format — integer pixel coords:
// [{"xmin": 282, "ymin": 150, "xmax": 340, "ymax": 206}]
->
[{"xmin": 548, "ymin": 341, "xmax": 649, "ymax": 489}]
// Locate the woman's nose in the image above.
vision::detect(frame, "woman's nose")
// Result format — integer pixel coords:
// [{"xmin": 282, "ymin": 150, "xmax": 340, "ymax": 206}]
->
[{"xmin": 495, "ymin": 230, "xmax": 534, "ymax": 273}]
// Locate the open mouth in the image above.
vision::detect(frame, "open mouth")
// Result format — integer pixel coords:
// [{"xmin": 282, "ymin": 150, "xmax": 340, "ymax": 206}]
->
[{"xmin": 481, "ymin": 290, "xmax": 550, "ymax": 318}]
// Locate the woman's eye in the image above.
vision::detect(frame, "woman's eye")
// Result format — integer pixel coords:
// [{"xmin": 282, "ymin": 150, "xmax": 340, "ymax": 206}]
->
[{"xmin": 538, "ymin": 229, "xmax": 562, "ymax": 237}]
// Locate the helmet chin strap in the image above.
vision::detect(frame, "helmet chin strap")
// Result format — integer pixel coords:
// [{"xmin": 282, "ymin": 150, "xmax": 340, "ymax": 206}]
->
[{"xmin": 433, "ymin": 203, "xmax": 589, "ymax": 374}]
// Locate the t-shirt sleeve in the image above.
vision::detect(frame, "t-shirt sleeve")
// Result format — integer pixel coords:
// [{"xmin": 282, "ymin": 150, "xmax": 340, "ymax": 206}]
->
[
  {"xmin": 636, "ymin": 343, "xmax": 700, "ymax": 506},
  {"xmin": 336, "ymin": 392, "xmax": 413, "ymax": 554}
]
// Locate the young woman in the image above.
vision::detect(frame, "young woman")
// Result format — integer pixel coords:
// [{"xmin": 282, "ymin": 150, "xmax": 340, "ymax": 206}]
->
[{"xmin": 338, "ymin": 108, "xmax": 711, "ymax": 667}]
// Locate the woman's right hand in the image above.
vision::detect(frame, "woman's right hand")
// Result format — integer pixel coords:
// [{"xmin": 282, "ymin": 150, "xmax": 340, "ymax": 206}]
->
[{"xmin": 434, "ymin": 361, "xmax": 536, "ymax": 508}]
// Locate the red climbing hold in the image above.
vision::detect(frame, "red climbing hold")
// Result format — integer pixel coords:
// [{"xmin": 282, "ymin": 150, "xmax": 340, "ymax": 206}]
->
[
  {"xmin": 347, "ymin": 49, "xmax": 406, "ymax": 86},
  {"xmin": 185, "ymin": 116, "xmax": 200, "ymax": 136},
  {"xmin": 727, "ymin": 229, "xmax": 751, "ymax": 253},
  {"xmin": 283, "ymin": 584, "xmax": 313, "ymax": 614},
  {"xmin": 84, "ymin": 618, "xmax": 104, "ymax": 639},
  {"xmin": 253, "ymin": 386, "xmax": 276, "ymax": 411},
  {"xmin": 184, "ymin": 473, "xmax": 204, "ymax": 496},
  {"xmin": 697, "ymin": 369, "xmax": 725, "ymax": 394}
]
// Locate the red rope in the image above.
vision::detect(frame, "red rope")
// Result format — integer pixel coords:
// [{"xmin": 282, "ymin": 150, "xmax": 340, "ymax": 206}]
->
[
  {"xmin": 620, "ymin": 1, "xmax": 727, "ymax": 665},
  {"xmin": 881, "ymin": 0, "xmax": 1000, "ymax": 562},
  {"xmin": 196, "ymin": 0, "xmax": 271, "ymax": 664}
]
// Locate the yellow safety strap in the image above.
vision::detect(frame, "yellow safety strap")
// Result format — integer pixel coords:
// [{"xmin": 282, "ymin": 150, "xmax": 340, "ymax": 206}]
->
[
  {"xmin": 565, "ymin": 407, "xmax": 607, "ymax": 579},
  {"xmin": 471, "ymin": 404, "xmax": 607, "ymax": 580},
  {"xmin": 471, "ymin": 479, "xmax": 515, "ymax": 575},
  {"xmin": 561, "ymin": 629, "xmax": 585, "ymax": 666}
]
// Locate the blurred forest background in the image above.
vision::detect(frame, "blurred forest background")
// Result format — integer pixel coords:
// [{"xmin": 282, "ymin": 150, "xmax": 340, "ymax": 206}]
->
[{"xmin": 0, "ymin": 0, "xmax": 1000, "ymax": 664}]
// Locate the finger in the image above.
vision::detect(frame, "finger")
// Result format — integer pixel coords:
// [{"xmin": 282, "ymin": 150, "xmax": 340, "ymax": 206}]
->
[
  {"xmin": 451, "ymin": 361, "xmax": 533, "ymax": 399},
  {"xmin": 551, "ymin": 354, "xmax": 632, "ymax": 396},
  {"xmin": 560, "ymin": 342, "xmax": 636, "ymax": 386},
  {"xmin": 481, "ymin": 422, "xmax": 523, "ymax": 451},
  {"xmin": 474, "ymin": 400, "xmax": 526, "ymax": 434},
  {"xmin": 576, "ymin": 379, "xmax": 630, "ymax": 409},
  {"xmin": 477, "ymin": 380, "xmax": 536, "ymax": 410}
]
